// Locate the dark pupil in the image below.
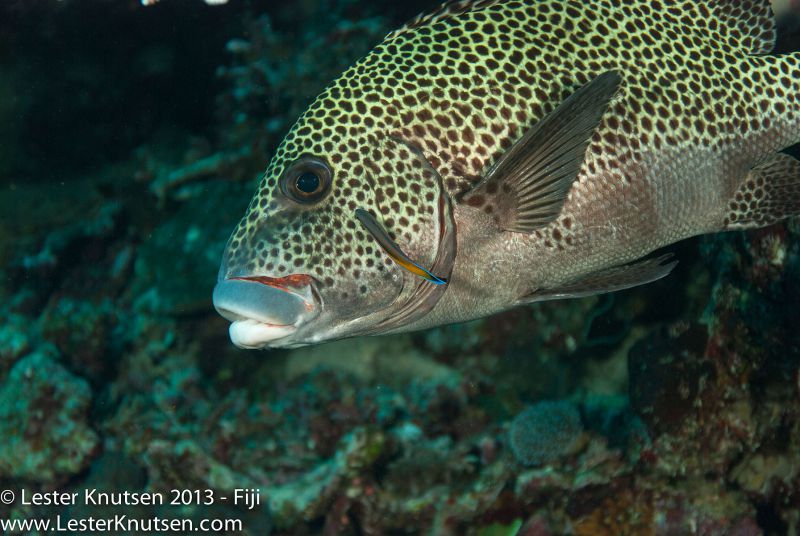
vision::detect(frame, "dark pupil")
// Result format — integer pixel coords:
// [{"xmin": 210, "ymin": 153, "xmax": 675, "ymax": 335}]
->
[{"xmin": 295, "ymin": 172, "xmax": 320, "ymax": 194}]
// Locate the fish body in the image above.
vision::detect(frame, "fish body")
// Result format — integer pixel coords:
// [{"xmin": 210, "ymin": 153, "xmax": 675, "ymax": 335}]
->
[{"xmin": 214, "ymin": 0, "xmax": 800, "ymax": 348}]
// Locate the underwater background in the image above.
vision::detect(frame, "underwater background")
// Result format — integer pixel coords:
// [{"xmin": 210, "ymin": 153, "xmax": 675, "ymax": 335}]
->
[{"xmin": 1, "ymin": 1, "xmax": 800, "ymax": 534}]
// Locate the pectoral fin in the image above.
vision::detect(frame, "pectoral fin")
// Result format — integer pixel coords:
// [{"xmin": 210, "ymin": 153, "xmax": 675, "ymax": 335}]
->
[
  {"xmin": 519, "ymin": 254, "xmax": 677, "ymax": 304},
  {"xmin": 462, "ymin": 71, "xmax": 621, "ymax": 233}
]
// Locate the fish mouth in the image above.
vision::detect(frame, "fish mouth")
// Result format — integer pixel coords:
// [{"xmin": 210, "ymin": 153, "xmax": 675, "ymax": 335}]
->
[{"xmin": 212, "ymin": 274, "xmax": 318, "ymax": 349}]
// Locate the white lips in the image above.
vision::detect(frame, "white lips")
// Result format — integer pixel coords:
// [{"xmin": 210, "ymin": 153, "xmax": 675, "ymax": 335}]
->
[{"xmin": 228, "ymin": 319, "xmax": 297, "ymax": 349}]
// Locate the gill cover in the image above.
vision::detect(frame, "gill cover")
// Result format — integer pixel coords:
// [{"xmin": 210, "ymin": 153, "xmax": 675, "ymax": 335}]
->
[
  {"xmin": 355, "ymin": 208, "xmax": 448, "ymax": 285},
  {"xmin": 341, "ymin": 141, "xmax": 457, "ymax": 337}
]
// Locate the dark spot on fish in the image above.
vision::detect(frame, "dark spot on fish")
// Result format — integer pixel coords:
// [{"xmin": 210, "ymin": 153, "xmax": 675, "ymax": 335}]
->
[{"xmin": 466, "ymin": 194, "xmax": 485, "ymax": 207}]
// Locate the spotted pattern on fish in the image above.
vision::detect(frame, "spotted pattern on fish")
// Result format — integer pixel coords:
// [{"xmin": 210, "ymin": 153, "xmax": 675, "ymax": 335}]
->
[
  {"xmin": 223, "ymin": 0, "xmax": 800, "ymax": 303},
  {"xmin": 725, "ymin": 153, "xmax": 800, "ymax": 229}
]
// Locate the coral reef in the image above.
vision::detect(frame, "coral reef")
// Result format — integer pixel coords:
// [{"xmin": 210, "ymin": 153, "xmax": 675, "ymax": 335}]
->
[
  {"xmin": 508, "ymin": 401, "xmax": 585, "ymax": 467},
  {"xmin": 0, "ymin": 347, "xmax": 98, "ymax": 482},
  {"xmin": 0, "ymin": 1, "xmax": 799, "ymax": 535}
]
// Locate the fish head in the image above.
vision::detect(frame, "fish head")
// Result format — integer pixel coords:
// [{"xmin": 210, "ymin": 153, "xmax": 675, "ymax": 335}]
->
[{"xmin": 214, "ymin": 103, "xmax": 453, "ymax": 349}]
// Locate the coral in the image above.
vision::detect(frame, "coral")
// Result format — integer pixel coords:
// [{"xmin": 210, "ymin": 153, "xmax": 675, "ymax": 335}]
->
[
  {"xmin": 0, "ymin": 347, "xmax": 98, "ymax": 482},
  {"xmin": 477, "ymin": 519, "xmax": 523, "ymax": 536},
  {"xmin": 1, "ymin": 1, "xmax": 799, "ymax": 534},
  {"xmin": 508, "ymin": 401, "xmax": 584, "ymax": 467},
  {"xmin": 568, "ymin": 484, "xmax": 654, "ymax": 536},
  {"xmin": 130, "ymin": 181, "xmax": 250, "ymax": 315},
  {"xmin": 41, "ymin": 297, "xmax": 116, "ymax": 381},
  {"xmin": 0, "ymin": 312, "xmax": 30, "ymax": 375},
  {"xmin": 628, "ymin": 323, "xmax": 712, "ymax": 437}
]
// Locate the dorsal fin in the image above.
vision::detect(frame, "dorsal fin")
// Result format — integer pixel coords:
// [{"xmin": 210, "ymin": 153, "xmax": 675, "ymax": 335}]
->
[
  {"xmin": 384, "ymin": 0, "xmax": 500, "ymax": 41},
  {"xmin": 710, "ymin": 0, "xmax": 776, "ymax": 55}
]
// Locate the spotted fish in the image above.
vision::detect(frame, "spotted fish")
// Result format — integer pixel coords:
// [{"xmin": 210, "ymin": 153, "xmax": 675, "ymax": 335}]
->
[{"xmin": 213, "ymin": 0, "xmax": 800, "ymax": 349}]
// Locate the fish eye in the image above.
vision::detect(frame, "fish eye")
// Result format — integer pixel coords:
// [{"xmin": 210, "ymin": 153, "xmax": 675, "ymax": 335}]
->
[
  {"xmin": 296, "ymin": 172, "xmax": 320, "ymax": 193},
  {"xmin": 280, "ymin": 156, "xmax": 332, "ymax": 204}
]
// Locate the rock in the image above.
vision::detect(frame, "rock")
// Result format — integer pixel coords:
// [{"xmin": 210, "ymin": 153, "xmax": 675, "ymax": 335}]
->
[
  {"xmin": 0, "ymin": 348, "xmax": 98, "ymax": 482},
  {"xmin": 628, "ymin": 323, "xmax": 711, "ymax": 436}
]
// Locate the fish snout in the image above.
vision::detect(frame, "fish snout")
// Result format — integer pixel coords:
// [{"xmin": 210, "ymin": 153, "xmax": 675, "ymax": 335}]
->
[{"xmin": 212, "ymin": 275, "xmax": 318, "ymax": 349}]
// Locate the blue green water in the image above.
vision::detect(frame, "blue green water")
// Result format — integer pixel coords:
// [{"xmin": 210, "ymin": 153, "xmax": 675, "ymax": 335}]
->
[{"xmin": 1, "ymin": 1, "xmax": 799, "ymax": 534}]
